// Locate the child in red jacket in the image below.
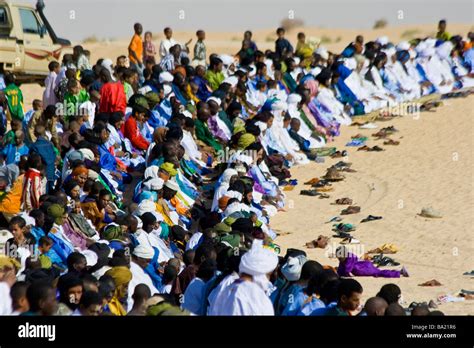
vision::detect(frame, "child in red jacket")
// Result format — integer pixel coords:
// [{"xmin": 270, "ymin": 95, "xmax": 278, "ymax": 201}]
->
[{"xmin": 122, "ymin": 105, "xmax": 150, "ymax": 151}]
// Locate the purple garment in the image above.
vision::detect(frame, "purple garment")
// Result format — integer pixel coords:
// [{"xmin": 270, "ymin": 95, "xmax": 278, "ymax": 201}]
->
[
  {"xmin": 62, "ymin": 221, "xmax": 87, "ymax": 250},
  {"xmin": 337, "ymin": 253, "xmax": 400, "ymax": 278},
  {"xmin": 308, "ymin": 98, "xmax": 341, "ymax": 136},
  {"xmin": 207, "ymin": 115, "xmax": 229, "ymax": 142}
]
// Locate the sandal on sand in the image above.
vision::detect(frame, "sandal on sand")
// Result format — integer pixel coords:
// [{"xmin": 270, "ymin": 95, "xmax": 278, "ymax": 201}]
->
[
  {"xmin": 383, "ymin": 139, "xmax": 400, "ymax": 145},
  {"xmin": 334, "ymin": 198, "xmax": 353, "ymax": 205},
  {"xmin": 330, "ymin": 150, "xmax": 348, "ymax": 158},
  {"xmin": 283, "ymin": 185, "xmax": 295, "ymax": 191},
  {"xmin": 368, "ymin": 243, "xmax": 399, "ymax": 254},
  {"xmin": 318, "ymin": 193, "xmax": 330, "ymax": 199},
  {"xmin": 463, "ymin": 270, "xmax": 474, "ymax": 276},
  {"xmin": 340, "ymin": 237, "xmax": 360, "ymax": 244},
  {"xmin": 372, "ymin": 254, "xmax": 400, "ymax": 267},
  {"xmin": 333, "ymin": 161, "xmax": 352, "ymax": 169},
  {"xmin": 341, "ymin": 167, "xmax": 357, "ymax": 173},
  {"xmin": 304, "ymin": 178, "xmax": 320, "ymax": 185},
  {"xmin": 300, "ymin": 190, "xmax": 320, "ymax": 196},
  {"xmin": 419, "ymin": 207, "xmax": 443, "ymax": 218},
  {"xmin": 306, "ymin": 235, "xmax": 330, "ymax": 249},
  {"xmin": 372, "ymin": 130, "xmax": 388, "ymax": 138},
  {"xmin": 332, "ymin": 223, "xmax": 355, "ymax": 233},
  {"xmin": 341, "ymin": 206, "xmax": 361, "ymax": 215},
  {"xmin": 315, "ymin": 186, "xmax": 334, "ymax": 192},
  {"xmin": 369, "ymin": 145, "xmax": 384, "ymax": 152},
  {"xmin": 357, "ymin": 145, "xmax": 371, "ymax": 151},
  {"xmin": 326, "ymin": 216, "xmax": 342, "ymax": 223},
  {"xmin": 418, "ymin": 279, "xmax": 442, "ymax": 286},
  {"xmin": 360, "ymin": 215, "xmax": 383, "ymax": 223}
]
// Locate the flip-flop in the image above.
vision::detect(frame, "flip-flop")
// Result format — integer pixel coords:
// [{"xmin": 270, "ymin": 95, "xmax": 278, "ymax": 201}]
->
[
  {"xmin": 357, "ymin": 145, "xmax": 371, "ymax": 151},
  {"xmin": 332, "ymin": 223, "xmax": 355, "ymax": 233},
  {"xmin": 370, "ymin": 145, "xmax": 384, "ymax": 152},
  {"xmin": 300, "ymin": 190, "xmax": 320, "ymax": 196},
  {"xmin": 341, "ymin": 206, "xmax": 361, "ymax": 215},
  {"xmin": 326, "ymin": 216, "xmax": 342, "ymax": 223},
  {"xmin": 383, "ymin": 139, "xmax": 400, "ymax": 145},
  {"xmin": 418, "ymin": 279, "xmax": 442, "ymax": 286},
  {"xmin": 318, "ymin": 193, "xmax": 330, "ymax": 199},
  {"xmin": 341, "ymin": 237, "xmax": 360, "ymax": 244},
  {"xmin": 333, "ymin": 161, "xmax": 352, "ymax": 169},
  {"xmin": 304, "ymin": 178, "xmax": 320, "ymax": 185},
  {"xmin": 334, "ymin": 198, "xmax": 353, "ymax": 205},
  {"xmin": 463, "ymin": 270, "xmax": 474, "ymax": 276},
  {"xmin": 360, "ymin": 215, "xmax": 383, "ymax": 223}
]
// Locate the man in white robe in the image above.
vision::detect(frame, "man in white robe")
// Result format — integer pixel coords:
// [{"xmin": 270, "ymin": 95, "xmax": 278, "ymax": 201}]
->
[{"xmin": 211, "ymin": 240, "xmax": 278, "ymax": 315}]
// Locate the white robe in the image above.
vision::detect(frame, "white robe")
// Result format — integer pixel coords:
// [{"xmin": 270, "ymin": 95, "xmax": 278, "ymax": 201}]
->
[
  {"xmin": 127, "ymin": 261, "xmax": 159, "ymax": 311},
  {"xmin": 207, "ymin": 272, "xmax": 239, "ymax": 315},
  {"xmin": 211, "ymin": 279, "xmax": 274, "ymax": 315}
]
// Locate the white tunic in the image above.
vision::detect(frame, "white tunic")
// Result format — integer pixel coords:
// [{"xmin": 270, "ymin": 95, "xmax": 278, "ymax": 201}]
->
[{"xmin": 211, "ymin": 279, "xmax": 274, "ymax": 316}]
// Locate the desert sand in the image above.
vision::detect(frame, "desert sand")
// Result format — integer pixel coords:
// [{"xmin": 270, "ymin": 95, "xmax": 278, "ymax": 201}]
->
[{"xmin": 18, "ymin": 24, "xmax": 474, "ymax": 314}]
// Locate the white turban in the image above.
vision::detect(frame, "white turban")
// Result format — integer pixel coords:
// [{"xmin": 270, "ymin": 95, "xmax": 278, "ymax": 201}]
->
[
  {"xmin": 223, "ymin": 76, "xmax": 238, "ymax": 87},
  {"xmin": 287, "ymin": 93, "xmax": 302, "ymax": 105},
  {"xmin": 134, "ymin": 200, "xmax": 157, "ymax": 216},
  {"xmin": 144, "ymin": 165, "xmax": 160, "ymax": 180},
  {"xmin": 143, "ymin": 178, "xmax": 164, "ymax": 191},
  {"xmin": 225, "ymin": 190, "xmax": 243, "ymax": 201},
  {"xmin": 19, "ymin": 213, "xmax": 36, "ymax": 227},
  {"xmin": 81, "ymin": 249, "xmax": 99, "ymax": 267},
  {"xmin": 239, "ymin": 240, "xmax": 278, "ymax": 276},
  {"xmin": 101, "ymin": 59, "xmax": 115, "ymax": 81},
  {"xmin": 221, "ymin": 168, "xmax": 238, "ymax": 184},
  {"xmin": 397, "ymin": 41, "xmax": 411, "ymax": 51},
  {"xmin": 219, "ymin": 54, "xmax": 235, "ymax": 66},
  {"xmin": 281, "ymin": 255, "xmax": 307, "ymax": 281},
  {"xmin": 293, "ymin": 57, "xmax": 301, "ymax": 65},
  {"xmin": 133, "ymin": 243, "xmax": 154, "ymax": 259},
  {"xmin": 383, "ymin": 47, "xmax": 397, "ymax": 59},
  {"xmin": 376, "ymin": 36, "xmax": 389, "ymax": 46},
  {"xmin": 315, "ymin": 47, "xmax": 329, "ymax": 60},
  {"xmin": 207, "ymin": 96, "xmax": 221, "ymax": 106},
  {"xmin": 182, "ymin": 110, "xmax": 193, "ymax": 118},
  {"xmin": 159, "ymin": 72, "xmax": 174, "ymax": 83},
  {"xmin": 79, "ymin": 148, "xmax": 94, "ymax": 161},
  {"xmin": 255, "ymin": 121, "xmax": 268, "ymax": 133}
]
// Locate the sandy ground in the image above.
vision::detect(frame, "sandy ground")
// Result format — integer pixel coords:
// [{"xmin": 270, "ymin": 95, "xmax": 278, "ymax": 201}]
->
[
  {"xmin": 271, "ymin": 96, "xmax": 474, "ymax": 315},
  {"xmin": 17, "ymin": 24, "xmax": 474, "ymax": 314}
]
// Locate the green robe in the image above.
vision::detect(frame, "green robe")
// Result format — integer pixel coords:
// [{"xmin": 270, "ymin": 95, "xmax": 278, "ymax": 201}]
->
[{"xmin": 195, "ymin": 119, "xmax": 223, "ymax": 152}]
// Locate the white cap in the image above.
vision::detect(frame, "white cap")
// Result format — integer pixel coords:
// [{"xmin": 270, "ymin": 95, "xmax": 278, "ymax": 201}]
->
[
  {"xmin": 223, "ymin": 76, "xmax": 238, "ymax": 87},
  {"xmin": 133, "ymin": 243, "xmax": 154, "ymax": 259},
  {"xmin": 159, "ymin": 72, "xmax": 174, "ymax": 83},
  {"xmin": 207, "ymin": 96, "xmax": 221, "ymax": 105}
]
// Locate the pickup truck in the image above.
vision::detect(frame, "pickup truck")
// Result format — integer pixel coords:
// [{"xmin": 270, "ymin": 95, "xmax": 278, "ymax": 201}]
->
[{"xmin": 0, "ymin": 0, "xmax": 72, "ymax": 85}]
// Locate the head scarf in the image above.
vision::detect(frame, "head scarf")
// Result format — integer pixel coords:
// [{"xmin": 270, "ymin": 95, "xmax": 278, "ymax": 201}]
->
[
  {"xmin": 160, "ymin": 162, "xmax": 177, "ymax": 177},
  {"xmin": 134, "ymin": 200, "xmax": 157, "ymax": 216},
  {"xmin": 105, "ymin": 266, "xmax": 132, "ymax": 287},
  {"xmin": 237, "ymin": 133, "xmax": 256, "ymax": 150},
  {"xmin": 304, "ymin": 78, "xmax": 319, "ymax": 98},
  {"xmin": 143, "ymin": 178, "xmax": 164, "ymax": 191},
  {"xmin": 281, "ymin": 255, "xmax": 307, "ymax": 281},
  {"xmin": 221, "ymin": 168, "xmax": 238, "ymax": 184},
  {"xmin": 48, "ymin": 204, "xmax": 65, "ymax": 225},
  {"xmin": 139, "ymin": 190, "xmax": 158, "ymax": 202},
  {"xmin": 144, "ymin": 165, "xmax": 160, "ymax": 180},
  {"xmin": 164, "ymin": 179, "xmax": 179, "ymax": 192},
  {"xmin": 102, "ymin": 223, "xmax": 124, "ymax": 241},
  {"xmin": 72, "ymin": 167, "xmax": 88, "ymax": 177},
  {"xmin": 218, "ymin": 196, "xmax": 230, "ymax": 211}
]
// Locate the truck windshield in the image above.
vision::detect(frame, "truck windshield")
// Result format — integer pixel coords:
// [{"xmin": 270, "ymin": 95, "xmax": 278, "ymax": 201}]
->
[{"xmin": 19, "ymin": 8, "xmax": 41, "ymax": 35}]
